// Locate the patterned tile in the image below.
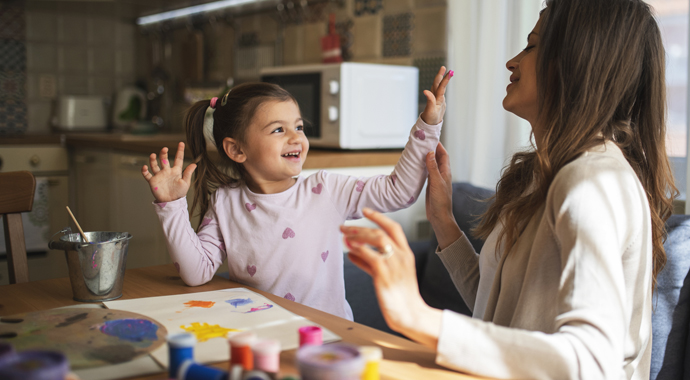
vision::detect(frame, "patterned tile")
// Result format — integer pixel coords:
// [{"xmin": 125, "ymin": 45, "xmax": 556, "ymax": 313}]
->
[
  {"xmin": 239, "ymin": 32, "xmax": 259, "ymax": 47},
  {"xmin": 0, "ymin": 71, "xmax": 25, "ymax": 101},
  {"xmin": 0, "ymin": 99, "xmax": 27, "ymax": 134},
  {"xmin": 0, "ymin": 5, "xmax": 25, "ymax": 40},
  {"xmin": 336, "ymin": 19, "xmax": 354, "ymax": 61},
  {"xmin": 0, "ymin": 39, "xmax": 26, "ymax": 71},
  {"xmin": 383, "ymin": 13, "xmax": 413, "ymax": 57},
  {"xmin": 355, "ymin": 0, "xmax": 382, "ymax": 17},
  {"xmin": 414, "ymin": 56, "xmax": 445, "ymax": 104}
]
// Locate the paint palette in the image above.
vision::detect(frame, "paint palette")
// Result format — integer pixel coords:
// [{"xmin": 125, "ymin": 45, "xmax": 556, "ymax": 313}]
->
[{"xmin": 0, "ymin": 308, "xmax": 167, "ymax": 369}]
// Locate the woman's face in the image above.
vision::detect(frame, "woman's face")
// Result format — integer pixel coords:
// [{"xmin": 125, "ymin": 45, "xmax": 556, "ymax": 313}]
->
[{"xmin": 503, "ymin": 17, "xmax": 542, "ymax": 126}]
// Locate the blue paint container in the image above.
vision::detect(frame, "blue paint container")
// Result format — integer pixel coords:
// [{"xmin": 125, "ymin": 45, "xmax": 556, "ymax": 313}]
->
[
  {"xmin": 0, "ymin": 350, "xmax": 69, "ymax": 380},
  {"xmin": 0, "ymin": 342, "xmax": 15, "ymax": 367},
  {"xmin": 168, "ymin": 333, "xmax": 197, "ymax": 379},
  {"xmin": 177, "ymin": 360, "xmax": 229, "ymax": 380}
]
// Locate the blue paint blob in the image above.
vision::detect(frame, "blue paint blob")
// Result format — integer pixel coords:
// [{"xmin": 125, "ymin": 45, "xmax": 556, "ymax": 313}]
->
[
  {"xmin": 99, "ymin": 319, "xmax": 159, "ymax": 342},
  {"xmin": 226, "ymin": 298, "xmax": 253, "ymax": 308}
]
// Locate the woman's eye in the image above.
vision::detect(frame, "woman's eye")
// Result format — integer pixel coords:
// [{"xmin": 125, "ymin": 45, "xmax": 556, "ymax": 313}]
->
[{"xmin": 523, "ymin": 45, "xmax": 535, "ymax": 52}]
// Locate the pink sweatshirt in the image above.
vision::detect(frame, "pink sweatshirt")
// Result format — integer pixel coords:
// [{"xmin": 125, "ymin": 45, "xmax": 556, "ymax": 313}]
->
[{"xmin": 154, "ymin": 117, "xmax": 442, "ymax": 319}]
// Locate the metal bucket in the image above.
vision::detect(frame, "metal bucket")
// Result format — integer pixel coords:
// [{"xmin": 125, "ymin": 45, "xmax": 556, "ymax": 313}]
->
[{"xmin": 49, "ymin": 228, "xmax": 132, "ymax": 302}]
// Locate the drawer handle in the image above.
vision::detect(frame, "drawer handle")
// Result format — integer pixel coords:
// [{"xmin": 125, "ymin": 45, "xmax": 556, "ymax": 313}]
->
[{"xmin": 30, "ymin": 155, "xmax": 41, "ymax": 167}]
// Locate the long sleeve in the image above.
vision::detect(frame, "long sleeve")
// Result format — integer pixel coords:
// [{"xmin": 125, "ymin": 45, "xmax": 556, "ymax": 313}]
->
[
  {"xmin": 436, "ymin": 234, "xmax": 481, "ymax": 313},
  {"xmin": 153, "ymin": 195, "xmax": 225, "ymax": 286},
  {"xmin": 322, "ymin": 116, "xmax": 442, "ymax": 219},
  {"xmin": 436, "ymin": 147, "xmax": 653, "ymax": 379}
]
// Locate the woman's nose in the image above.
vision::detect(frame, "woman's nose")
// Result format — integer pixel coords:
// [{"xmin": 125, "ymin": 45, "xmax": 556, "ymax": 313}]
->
[{"xmin": 506, "ymin": 55, "xmax": 519, "ymax": 71}]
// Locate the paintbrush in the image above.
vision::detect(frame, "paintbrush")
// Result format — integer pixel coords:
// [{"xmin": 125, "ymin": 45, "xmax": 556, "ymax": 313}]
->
[{"xmin": 66, "ymin": 206, "xmax": 90, "ymax": 243}]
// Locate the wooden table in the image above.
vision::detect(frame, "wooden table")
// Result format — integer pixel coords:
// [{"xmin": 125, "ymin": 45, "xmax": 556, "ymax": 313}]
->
[{"xmin": 0, "ymin": 264, "xmax": 481, "ymax": 380}]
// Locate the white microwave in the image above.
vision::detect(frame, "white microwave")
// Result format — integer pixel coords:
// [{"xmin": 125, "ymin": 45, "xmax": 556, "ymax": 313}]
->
[{"xmin": 260, "ymin": 62, "xmax": 419, "ymax": 149}]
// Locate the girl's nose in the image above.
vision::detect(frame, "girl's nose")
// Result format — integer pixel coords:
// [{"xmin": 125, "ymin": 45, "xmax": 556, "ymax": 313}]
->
[{"xmin": 287, "ymin": 128, "xmax": 302, "ymax": 143}]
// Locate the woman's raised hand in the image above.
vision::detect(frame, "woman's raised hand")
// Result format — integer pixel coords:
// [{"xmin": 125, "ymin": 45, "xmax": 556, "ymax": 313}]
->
[
  {"xmin": 141, "ymin": 142, "xmax": 197, "ymax": 203},
  {"xmin": 425, "ymin": 143, "xmax": 463, "ymax": 250},
  {"xmin": 340, "ymin": 209, "xmax": 442, "ymax": 348},
  {"xmin": 420, "ymin": 66, "xmax": 453, "ymax": 125}
]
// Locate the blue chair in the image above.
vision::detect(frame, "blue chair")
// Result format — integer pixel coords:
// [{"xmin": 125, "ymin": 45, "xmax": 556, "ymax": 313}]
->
[{"xmin": 651, "ymin": 214, "xmax": 690, "ymax": 380}]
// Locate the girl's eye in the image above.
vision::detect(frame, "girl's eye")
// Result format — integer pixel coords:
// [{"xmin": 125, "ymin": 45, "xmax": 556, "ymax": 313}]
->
[
  {"xmin": 272, "ymin": 127, "xmax": 284, "ymax": 133},
  {"xmin": 296, "ymin": 125, "xmax": 304, "ymax": 131}
]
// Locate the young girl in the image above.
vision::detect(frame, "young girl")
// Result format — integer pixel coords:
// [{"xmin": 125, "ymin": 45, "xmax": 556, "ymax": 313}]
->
[{"xmin": 141, "ymin": 68, "xmax": 453, "ymax": 320}]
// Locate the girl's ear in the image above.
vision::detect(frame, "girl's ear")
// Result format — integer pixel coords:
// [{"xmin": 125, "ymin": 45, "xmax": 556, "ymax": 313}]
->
[{"xmin": 223, "ymin": 137, "xmax": 246, "ymax": 163}]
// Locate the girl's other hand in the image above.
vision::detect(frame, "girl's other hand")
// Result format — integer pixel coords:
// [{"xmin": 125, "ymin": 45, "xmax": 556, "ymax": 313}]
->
[
  {"xmin": 141, "ymin": 142, "xmax": 197, "ymax": 203},
  {"xmin": 420, "ymin": 66, "xmax": 453, "ymax": 125}
]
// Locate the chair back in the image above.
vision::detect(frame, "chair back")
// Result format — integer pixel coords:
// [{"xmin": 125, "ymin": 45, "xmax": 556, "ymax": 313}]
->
[
  {"xmin": 651, "ymin": 214, "xmax": 690, "ymax": 379},
  {"xmin": 0, "ymin": 171, "xmax": 36, "ymax": 283}
]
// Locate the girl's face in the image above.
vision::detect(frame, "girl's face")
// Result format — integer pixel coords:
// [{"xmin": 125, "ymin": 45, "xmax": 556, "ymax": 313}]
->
[
  {"xmin": 232, "ymin": 99, "xmax": 309, "ymax": 193},
  {"xmin": 503, "ymin": 17, "xmax": 541, "ymax": 126}
]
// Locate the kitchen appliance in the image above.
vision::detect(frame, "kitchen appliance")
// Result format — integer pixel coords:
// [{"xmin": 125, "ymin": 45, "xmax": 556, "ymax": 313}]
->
[
  {"xmin": 53, "ymin": 96, "xmax": 107, "ymax": 131},
  {"xmin": 261, "ymin": 63, "xmax": 419, "ymax": 149}
]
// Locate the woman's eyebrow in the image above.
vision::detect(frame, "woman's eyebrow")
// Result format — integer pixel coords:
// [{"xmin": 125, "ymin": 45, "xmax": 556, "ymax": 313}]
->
[{"xmin": 527, "ymin": 32, "xmax": 539, "ymax": 43}]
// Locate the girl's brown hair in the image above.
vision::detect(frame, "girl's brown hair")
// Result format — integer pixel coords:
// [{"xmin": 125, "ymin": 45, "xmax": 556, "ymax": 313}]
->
[
  {"xmin": 474, "ymin": 0, "xmax": 678, "ymax": 290},
  {"xmin": 185, "ymin": 82, "xmax": 297, "ymax": 227}
]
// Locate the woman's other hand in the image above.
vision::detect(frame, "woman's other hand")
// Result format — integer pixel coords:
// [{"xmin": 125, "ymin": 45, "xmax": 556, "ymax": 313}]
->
[
  {"xmin": 340, "ymin": 208, "xmax": 442, "ymax": 349},
  {"xmin": 426, "ymin": 143, "xmax": 462, "ymax": 250},
  {"xmin": 141, "ymin": 142, "xmax": 197, "ymax": 203},
  {"xmin": 420, "ymin": 66, "xmax": 453, "ymax": 125}
]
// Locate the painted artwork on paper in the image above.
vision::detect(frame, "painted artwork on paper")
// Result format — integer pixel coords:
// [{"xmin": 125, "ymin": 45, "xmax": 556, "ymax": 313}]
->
[{"xmin": 103, "ymin": 288, "xmax": 340, "ymax": 368}]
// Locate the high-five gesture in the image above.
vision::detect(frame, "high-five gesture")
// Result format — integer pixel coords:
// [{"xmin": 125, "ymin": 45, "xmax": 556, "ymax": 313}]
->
[
  {"xmin": 141, "ymin": 142, "xmax": 197, "ymax": 203},
  {"xmin": 420, "ymin": 66, "xmax": 453, "ymax": 125}
]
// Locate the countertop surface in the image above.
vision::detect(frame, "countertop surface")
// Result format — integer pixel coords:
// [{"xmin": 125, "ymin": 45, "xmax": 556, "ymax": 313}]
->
[{"xmin": 0, "ymin": 133, "xmax": 404, "ymax": 169}]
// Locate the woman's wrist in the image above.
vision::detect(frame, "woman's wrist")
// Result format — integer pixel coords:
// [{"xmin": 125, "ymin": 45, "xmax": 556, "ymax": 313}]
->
[
  {"xmin": 396, "ymin": 301, "xmax": 443, "ymax": 349},
  {"xmin": 430, "ymin": 215, "xmax": 463, "ymax": 250}
]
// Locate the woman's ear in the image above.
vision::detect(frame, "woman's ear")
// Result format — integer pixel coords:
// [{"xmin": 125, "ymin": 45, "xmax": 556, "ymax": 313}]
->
[{"xmin": 223, "ymin": 137, "xmax": 246, "ymax": 163}]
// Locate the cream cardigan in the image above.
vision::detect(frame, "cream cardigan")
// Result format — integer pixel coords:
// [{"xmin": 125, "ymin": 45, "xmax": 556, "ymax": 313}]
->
[{"xmin": 436, "ymin": 141, "xmax": 653, "ymax": 380}]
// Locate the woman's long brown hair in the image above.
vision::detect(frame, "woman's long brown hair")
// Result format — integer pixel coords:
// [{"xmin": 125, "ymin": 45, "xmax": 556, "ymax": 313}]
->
[
  {"xmin": 185, "ymin": 82, "xmax": 297, "ymax": 229},
  {"xmin": 474, "ymin": 0, "xmax": 678, "ymax": 290}
]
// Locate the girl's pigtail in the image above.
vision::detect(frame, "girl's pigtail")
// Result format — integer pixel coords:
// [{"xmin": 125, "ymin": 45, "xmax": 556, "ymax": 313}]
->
[{"xmin": 185, "ymin": 100, "xmax": 237, "ymax": 230}]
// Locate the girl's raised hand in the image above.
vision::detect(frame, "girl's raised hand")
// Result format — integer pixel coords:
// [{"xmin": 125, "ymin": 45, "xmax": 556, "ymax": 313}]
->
[
  {"xmin": 420, "ymin": 66, "xmax": 453, "ymax": 125},
  {"xmin": 141, "ymin": 142, "xmax": 197, "ymax": 203}
]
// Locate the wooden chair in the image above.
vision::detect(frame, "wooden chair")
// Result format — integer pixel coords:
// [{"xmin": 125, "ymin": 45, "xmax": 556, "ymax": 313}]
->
[{"xmin": 0, "ymin": 171, "xmax": 36, "ymax": 284}]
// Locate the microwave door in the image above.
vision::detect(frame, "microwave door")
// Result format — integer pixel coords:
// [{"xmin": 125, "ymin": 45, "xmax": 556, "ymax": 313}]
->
[{"xmin": 261, "ymin": 73, "xmax": 322, "ymax": 139}]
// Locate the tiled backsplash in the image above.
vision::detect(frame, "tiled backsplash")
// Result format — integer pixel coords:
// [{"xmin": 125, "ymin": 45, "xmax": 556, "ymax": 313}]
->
[{"xmin": 0, "ymin": 3, "xmax": 27, "ymax": 134}]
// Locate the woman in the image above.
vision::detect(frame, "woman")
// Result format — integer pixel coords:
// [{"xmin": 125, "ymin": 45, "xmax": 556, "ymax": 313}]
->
[{"xmin": 340, "ymin": 0, "xmax": 677, "ymax": 379}]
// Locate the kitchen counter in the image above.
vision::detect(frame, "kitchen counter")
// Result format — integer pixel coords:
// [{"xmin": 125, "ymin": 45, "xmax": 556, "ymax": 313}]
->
[{"xmin": 0, "ymin": 133, "xmax": 403, "ymax": 169}]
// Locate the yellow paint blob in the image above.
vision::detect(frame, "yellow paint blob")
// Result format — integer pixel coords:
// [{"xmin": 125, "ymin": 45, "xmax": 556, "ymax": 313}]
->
[{"xmin": 180, "ymin": 322, "xmax": 239, "ymax": 342}]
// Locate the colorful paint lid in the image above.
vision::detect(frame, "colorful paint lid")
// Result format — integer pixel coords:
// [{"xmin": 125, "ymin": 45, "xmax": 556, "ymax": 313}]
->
[
  {"xmin": 0, "ymin": 350, "xmax": 69, "ymax": 380},
  {"xmin": 227, "ymin": 331, "xmax": 257, "ymax": 347},
  {"xmin": 359, "ymin": 346, "xmax": 382, "ymax": 361},
  {"xmin": 167, "ymin": 332, "xmax": 197, "ymax": 348},
  {"xmin": 296, "ymin": 343, "xmax": 364, "ymax": 380}
]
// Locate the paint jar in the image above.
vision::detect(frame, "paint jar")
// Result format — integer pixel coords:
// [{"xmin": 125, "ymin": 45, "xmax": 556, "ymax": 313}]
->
[
  {"xmin": 252, "ymin": 338, "xmax": 280, "ymax": 378},
  {"xmin": 296, "ymin": 343, "xmax": 365, "ymax": 380},
  {"xmin": 228, "ymin": 332, "xmax": 257, "ymax": 371},
  {"xmin": 177, "ymin": 360, "xmax": 229, "ymax": 380},
  {"xmin": 0, "ymin": 350, "xmax": 69, "ymax": 380},
  {"xmin": 0, "ymin": 342, "xmax": 15, "ymax": 367},
  {"xmin": 359, "ymin": 346, "xmax": 382, "ymax": 380},
  {"xmin": 229, "ymin": 364, "xmax": 245, "ymax": 380},
  {"xmin": 298, "ymin": 326, "xmax": 322, "ymax": 347},
  {"xmin": 168, "ymin": 333, "xmax": 197, "ymax": 379},
  {"xmin": 242, "ymin": 370, "xmax": 273, "ymax": 380}
]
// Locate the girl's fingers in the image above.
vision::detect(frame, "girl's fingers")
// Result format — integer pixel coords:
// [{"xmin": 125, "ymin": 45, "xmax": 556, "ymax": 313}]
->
[
  {"xmin": 141, "ymin": 165, "xmax": 153, "ymax": 181},
  {"xmin": 173, "ymin": 142, "xmax": 186, "ymax": 169},
  {"xmin": 160, "ymin": 147, "xmax": 170, "ymax": 169},
  {"xmin": 182, "ymin": 163, "xmax": 197, "ymax": 185},
  {"xmin": 430, "ymin": 66, "xmax": 447, "ymax": 94},
  {"xmin": 435, "ymin": 69, "xmax": 453, "ymax": 98},
  {"xmin": 149, "ymin": 153, "xmax": 160, "ymax": 174}
]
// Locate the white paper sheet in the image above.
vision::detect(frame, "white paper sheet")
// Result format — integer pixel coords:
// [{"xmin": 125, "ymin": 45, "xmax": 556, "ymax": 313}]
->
[{"xmin": 103, "ymin": 288, "xmax": 340, "ymax": 368}]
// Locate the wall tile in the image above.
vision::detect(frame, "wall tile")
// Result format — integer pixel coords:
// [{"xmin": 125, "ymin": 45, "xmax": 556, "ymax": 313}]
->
[
  {"xmin": 0, "ymin": 71, "xmax": 25, "ymax": 101},
  {"xmin": 58, "ymin": 14, "xmax": 87, "ymax": 44},
  {"xmin": 115, "ymin": 49, "xmax": 134, "ymax": 76},
  {"xmin": 116, "ymin": 23, "xmax": 135, "ymax": 48},
  {"xmin": 382, "ymin": 0, "xmax": 414, "ymax": 14},
  {"xmin": 0, "ymin": 5, "xmax": 25, "ymax": 40},
  {"xmin": 58, "ymin": 45, "xmax": 88, "ymax": 73},
  {"xmin": 26, "ymin": 100, "xmax": 51, "ymax": 133},
  {"xmin": 416, "ymin": 0, "xmax": 446, "ymax": 7},
  {"xmin": 414, "ymin": 56, "xmax": 445, "ymax": 103},
  {"xmin": 88, "ymin": 18, "xmax": 116, "ymax": 46},
  {"xmin": 303, "ymin": 22, "xmax": 325, "ymax": 64},
  {"xmin": 336, "ymin": 19, "xmax": 354, "ymax": 61},
  {"xmin": 352, "ymin": 15, "xmax": 381, "ymax": 59},
  {"xmin": 59, "ymin": 74, "xmax": 88, "ymax": 95},
  {"xmin": 0, "ymin": 99, "xmax": 28, "ymax": 134},
  {"xmin": 383, "ymin": 13, "xmax": 413, "ymax": 57},
  {"xmin": 413, "ymin": 7, "xmax": 446, "ymax": 55},
  {"xmin": 355, "ymin": 0, "xmax": 382, "ymax": 17},
  {"xmin": 255, "ymin": 14, "xmax": 278, "ymax": 45},
  {"xmin": 89, "ymin": 47, "xmax": 115, "ymax": 75},
  {"xmin": 0, "ymin": 40, "xmax": 26, "ymax": 71},
  {"xmin": 26, "ymin": 12, "xmax": 56, "ymax": 42},
  {"xmin": 27, "ymin": 43, "xmax": 56, "ymax": 72},
  {"xmin": 283, "ymin": 24, "xmax": 304, "ymax": 66},
  {"xmin": 89, "ymin": 76, "xmax": 114, "ymax": 96}
]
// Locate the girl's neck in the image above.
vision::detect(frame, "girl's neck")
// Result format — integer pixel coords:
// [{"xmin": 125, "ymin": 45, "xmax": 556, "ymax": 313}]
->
[{"xmin": 245, "ymin": 177, "xmax": 298, "ymax": 194}]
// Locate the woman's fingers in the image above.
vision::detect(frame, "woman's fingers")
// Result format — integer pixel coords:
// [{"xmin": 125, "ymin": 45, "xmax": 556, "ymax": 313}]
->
[
  {"xmin": 173, "ymin": 142, "xmax": 186, "ymax": 169},
  {"xmin": 149, "ymin": 153, "xmax": 160, "ymax": 174},
  {"xmin": 347, "ymin": 253, "xmax": 375, "ymax": 277},
  {"xmin": 435, "ymin": 143, "xmax": 452, "ymax": 183},
  {"xmin": 361, "ymin": 208, "xmax": 408, "ymax": 248}
]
